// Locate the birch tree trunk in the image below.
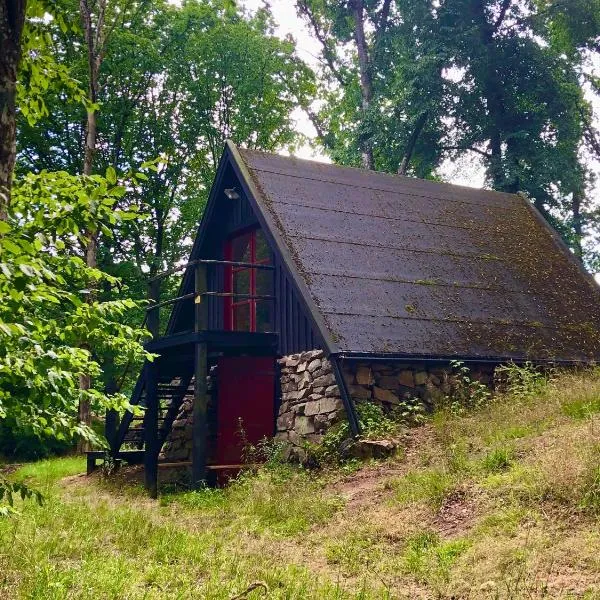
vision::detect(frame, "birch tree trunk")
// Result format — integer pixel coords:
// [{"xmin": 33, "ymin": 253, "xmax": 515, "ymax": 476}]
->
[{"xmin": 0, "ymin": 0, "xmax": 27, "ymax": 220}]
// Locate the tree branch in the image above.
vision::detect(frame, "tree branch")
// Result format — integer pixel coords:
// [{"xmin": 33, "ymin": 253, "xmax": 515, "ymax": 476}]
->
[
  {"xmin": 442, "ymin": 145, "xmax": 492, "ymax": 158},
  {"xmin": 350, "ymin": 0, "xmax": 374, "ymax": 169},
  {"xmin": 377, "ymin": 0, "xmax": 392, "ymax": 35},
  {"xmin": 296, "ymin": 1, "xmax": 347, "ymax": 86},
  {"xmin": 398, "ymin": 110, "xmax": 428, "ymax": 175},
  {"xmin": 492, "ymin": 0, "xmax": 512, "ymax": 34},
  {"xmin": 305, "ymin": 106, "xmax": 328, "ymax": 146}
]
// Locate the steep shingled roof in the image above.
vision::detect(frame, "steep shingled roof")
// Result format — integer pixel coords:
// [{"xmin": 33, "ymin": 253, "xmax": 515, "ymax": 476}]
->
[{"xmin": 236, "ymin": 147, "xmax": 600, "ymax": 362}]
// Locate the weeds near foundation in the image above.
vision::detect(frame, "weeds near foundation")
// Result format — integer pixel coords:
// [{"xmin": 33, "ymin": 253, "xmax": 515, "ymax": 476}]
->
[
  {"xmin": 444, "ymin": 360, "xmax": 492, "ymax": 413},
  {"xmin": 495, "ymin": 361, "xmax": 551, "ymax": 400}
]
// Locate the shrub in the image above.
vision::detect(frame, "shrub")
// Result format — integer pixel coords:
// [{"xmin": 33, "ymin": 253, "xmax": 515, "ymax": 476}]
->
[
  {"xmin": 495, "ymin": 362, "xmax": 550, "ymax": 400},
  {"xmin": 0, "ymin": 421, "xmax": 72, "ymax": 460},
  {"xmin": 314, "ymin": 401, "xmax": 405, "ymax": 465},
  {"xmin": 445, "ymin": 360, "xmax": 492, "ymax": 413},
  {"xmin": 402, "ymin": 530, "xmax": 469, "ymax": 584}
]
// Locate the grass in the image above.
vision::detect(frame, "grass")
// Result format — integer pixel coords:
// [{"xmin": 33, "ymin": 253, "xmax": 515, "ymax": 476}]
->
[
  {"xmin": 2, "ymin": 368, "xmax": 600, "ymax": 598},
  {"xmin": 392, "ymin": 469, "xmax": 457, "ymax": 509}
]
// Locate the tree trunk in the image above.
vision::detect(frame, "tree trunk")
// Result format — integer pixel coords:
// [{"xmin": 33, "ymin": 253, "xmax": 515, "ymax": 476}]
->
[
  {"xmin": 471, "ymin": 0, "xmax": 506, "ymax": 190},
  {"xmin": 77, "ymin": 231, "xmax": 97, "ymax": 452},
  {"xmin": 0, "ymin": 0, "xmax": 27, "ymax": 220},
  {"xmin": 350, "ymin": 0, "xmax": 374, "ymax": 170},
  {"xmin": 398, "ymin": 111, "xmax": 429, "ymax": 175},
  {"xmin": 77, "ymin": 0, "xmax": 103, "ymax": 452}
]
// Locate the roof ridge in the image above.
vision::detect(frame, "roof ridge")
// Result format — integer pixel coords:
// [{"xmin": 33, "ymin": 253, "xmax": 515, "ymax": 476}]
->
[{"xmin": 237, "ymin": 145, "xmax": 519, "ymax": 202}]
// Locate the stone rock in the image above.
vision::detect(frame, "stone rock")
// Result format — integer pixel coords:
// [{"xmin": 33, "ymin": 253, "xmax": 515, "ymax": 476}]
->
[
  {"xmin": 428, "ymin": 373, "xmax": 441, "ymax": 386},
  {"xmin": 304, "ymin": 400, "xmax": 321, "ymax": 416},
  {"xmin": 313, "ymin": 414, "xmax": 329, "ymax": 431},
  {"xmin": 295, "ymin": 416, "xmax": 315, "ymax": 435},
  {"xmin": 281, "ymin": 381, "xmax": 297, "ymax": 393},
  {"xmin": 377, "ymin": 375, "xmax": 397, "ymax": 389},
  {"xmin": 283, "ymin": 390, "xmax": 299, "ymax": 402},
  {"xmin": 345, "ymin": 438, "xmax": 398, "ymax": 460},
  {"xmin": 285, "ymin": 357, "xmax": 300, "ymax": 368},
  {"xmin": 325, "ymin": 384, "xmax": 339, "ymax": 395},
  {"xmin": 373, "ymin": 386, "xmax": 400, "ymax": 404},
  {"xmin": 313, "ymin": 373, "xmax": 336, "ymax": 387},
  {"xmin": 297, "ymin": 361, "xmax": 307, "ymax": 373},
  {"xmin": 349, "ymin": 384, "xmax": 371, "ymax": 399},
  {"xmin": 308, "ymin": 393, "xmax": 323, "ymax": 401},
  {"xmin": 398, "ymin": 370, "xmax": 415, "ymax": 388},
  {"xmin": 298, "ymin": 371, "xmax": 312, "ymax": 388},
  {"xmin": 312, "ymin": 366, "xmax": 331, "ymax": 379},
  {"xmin": 287, "ymin": 429, "xmax": 302, "ymax": 447},
  {"xmin": 319, "ymin": 397, "xmax": 343, "ymax": 414},
  {"xmin": 356, "ymin": 365, "xmax": 374, "ymax": 386},
  {"xmin": 307, "ymin": 358, "xmax": 321, "ymax": 373},
  {"xmin": 415, "ymin": 371, "xmax": 428, "ymax": 386},
  {"xmin": 297, "ymin": 387, "xmax": 311, "ymax": 400},
  {"xmin": 342, "ymin": 370, "xmax": 355, "ymax": 386},
  {"xmin": 304, "ymin": 433, "xmax": 324, "ymax": 445},
  {"xmin": 277, "ymin": 412, "xmax": 294, "ymax": 431}
]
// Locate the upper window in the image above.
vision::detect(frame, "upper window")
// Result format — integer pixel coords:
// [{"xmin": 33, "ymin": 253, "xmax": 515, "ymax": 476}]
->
[{"xmin": 224, "ymin": 228, "xmax": 272, "ymax": 332}]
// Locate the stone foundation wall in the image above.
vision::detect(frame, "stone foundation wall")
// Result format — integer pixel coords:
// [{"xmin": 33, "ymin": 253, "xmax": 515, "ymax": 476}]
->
[
  {"xmin": 161, "ymin": 397, "xmax": 193, "ymax": 462},
  {"xmin": 342, "ymin": 361, "xmax": 494, "ymax": 411},
  {"xmin": 275, "ymin": 350, "xmax": 345, "ymax": 451},
  {"xmin": 159, "ymin": 355, "xmax": 496, "ymax": 465}
]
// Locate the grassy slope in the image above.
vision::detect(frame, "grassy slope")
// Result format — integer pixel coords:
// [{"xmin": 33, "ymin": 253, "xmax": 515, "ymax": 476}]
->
[{"xmin": 1, "ymin": 370, "xmax": 600, "ymax": 599}]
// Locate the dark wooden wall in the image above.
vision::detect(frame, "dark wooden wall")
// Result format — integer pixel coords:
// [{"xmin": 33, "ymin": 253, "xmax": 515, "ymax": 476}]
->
[{"xmin": 171, "ymin": 162, "xmax": 323, "ymax": 356}]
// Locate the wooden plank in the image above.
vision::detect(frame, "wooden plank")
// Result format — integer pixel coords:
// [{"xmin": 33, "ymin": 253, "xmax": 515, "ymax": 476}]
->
[{"xmin": 104, "ymin": 409, "xmax": 119, "ymax": 453}]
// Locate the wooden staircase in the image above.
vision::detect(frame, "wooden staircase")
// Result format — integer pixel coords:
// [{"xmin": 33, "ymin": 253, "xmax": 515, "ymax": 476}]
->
[{"xmin": 86, "ymin": 353, "xmax": 194, "ymax": 474}]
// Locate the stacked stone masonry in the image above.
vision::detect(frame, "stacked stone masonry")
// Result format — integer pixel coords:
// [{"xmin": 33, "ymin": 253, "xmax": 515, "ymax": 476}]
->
[
  {"xmin": 342, "ymin": 361, "xmax": 494, "ymax": 412},
  {"xmin": 275, "ymin": 350, "xmax": 345, "ymax": 450},
  {"xmin": 161, "ymin": 397, "xmax": 193, "ymax": 462},
  {"xmin": 160, "ymin": 352, "xmax": 495, "ymax": 464}
]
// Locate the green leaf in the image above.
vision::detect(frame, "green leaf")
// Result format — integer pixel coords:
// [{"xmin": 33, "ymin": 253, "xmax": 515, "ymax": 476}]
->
[{"xmin": 105, "ymin": 166, "xmax": 117, "ymax": 185}]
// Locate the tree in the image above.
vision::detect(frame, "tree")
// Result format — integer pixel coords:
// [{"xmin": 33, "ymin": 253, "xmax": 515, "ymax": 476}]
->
[
  {"xmin": 0, "ymin": 0, "xmax": 150, "ymax": 506},
  {"xmin": 298, "ymin": 0, "xmax": 600, "ymax": 263},
  {"xmin": 18, "ymin": 0, "xmax": 314, "ymax": 278},
  {"xmin": 0, "ymin": 0, "xmax": 27, "ymax": 218}
]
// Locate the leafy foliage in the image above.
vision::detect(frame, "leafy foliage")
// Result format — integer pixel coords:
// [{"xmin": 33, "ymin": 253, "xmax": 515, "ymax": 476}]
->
[
  {"xmin": 0, "ymin": 170, "xmax": 150, "ymax": 452},
  {"xmin": 0, "ymin": 478, "xmax": 43, "ymax": 516},
  {"xmin": 298, "ymin": 0, "xmax": 600, "ymax": 263},
  {"xmin": 443, "ymin": 360, "xmax": 492, "ymax": 413}
]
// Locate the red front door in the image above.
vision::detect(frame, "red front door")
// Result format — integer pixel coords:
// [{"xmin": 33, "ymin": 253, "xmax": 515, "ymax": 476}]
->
[{"xmin": 215, "ymin": 356, "xmax": 275, "ymax": 465}]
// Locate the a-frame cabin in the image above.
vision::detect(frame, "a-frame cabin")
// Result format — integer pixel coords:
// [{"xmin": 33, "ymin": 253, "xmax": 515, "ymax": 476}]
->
[
  {"xmin": 88, "ymin": 142, "xmax": 345, "ymax": 495},
  {"xmin": 89, "ymin": 141, "xmax": 600, "ymax": 496}
]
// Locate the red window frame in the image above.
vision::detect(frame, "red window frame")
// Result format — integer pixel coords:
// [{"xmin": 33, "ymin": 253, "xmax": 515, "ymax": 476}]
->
[{"xmin": 224, "ymin": 227, "xmax": 271, "ymax": 332}]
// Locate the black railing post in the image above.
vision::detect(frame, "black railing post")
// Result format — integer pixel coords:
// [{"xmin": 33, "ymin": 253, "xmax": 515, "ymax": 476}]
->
[
  {"xmin": 192, "ymin": 262, "xmax": 209, "ymax": 488},
  {"xmin": 144, "ymin": 278, "xmax": 161, "ymax": 498}
]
